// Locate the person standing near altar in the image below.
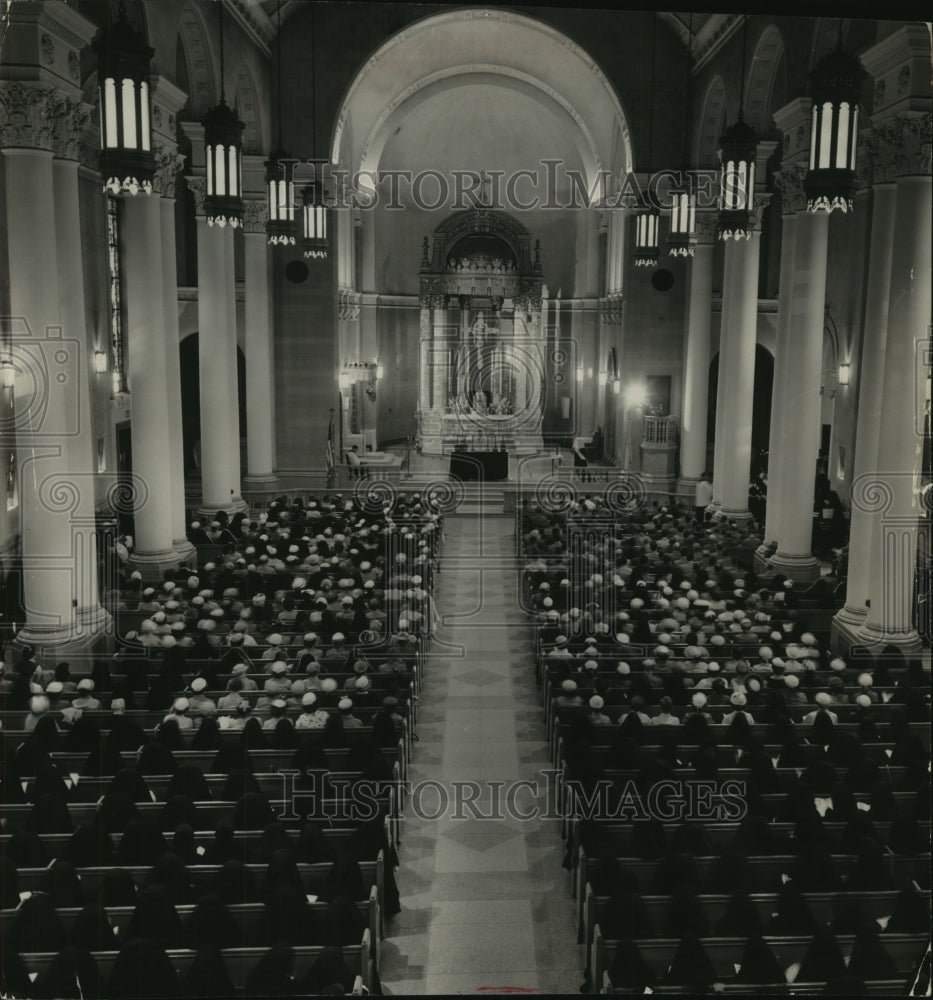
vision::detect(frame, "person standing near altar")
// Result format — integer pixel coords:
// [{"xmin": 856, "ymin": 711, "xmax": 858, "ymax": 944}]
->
[{"xmin": 572, "ymin": 437, "xmax": 589, "ymax": 482}]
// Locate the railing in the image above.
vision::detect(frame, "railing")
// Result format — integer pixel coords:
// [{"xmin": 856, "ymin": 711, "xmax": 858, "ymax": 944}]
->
[{"xmin": 642, "ymin": 415, "xmax": 678, "ymax": 446}]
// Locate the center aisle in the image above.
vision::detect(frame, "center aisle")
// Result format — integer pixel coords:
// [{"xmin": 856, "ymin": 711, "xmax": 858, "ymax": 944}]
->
[{"xmin": 380, "ymin": 511, "xmax": 580, "ymax": 995}]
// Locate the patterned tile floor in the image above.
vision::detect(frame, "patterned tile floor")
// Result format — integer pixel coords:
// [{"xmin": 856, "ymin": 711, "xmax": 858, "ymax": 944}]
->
[{"xmin": 380, "ymin": 514, "xmax": 582, "ymax": 995}]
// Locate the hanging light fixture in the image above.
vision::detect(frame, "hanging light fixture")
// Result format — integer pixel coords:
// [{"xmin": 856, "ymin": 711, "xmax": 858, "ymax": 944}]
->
[
  {"xmin": 266, "ymin": 2, "xmax": 296, "ymax": 245},
  {"xmin": 302, "ymin": 6, "xmax": 329, "ymax": 260},
  {"xmin": 805, "ymin": 22, "xmax": 865, "ymax": 214},
  {"xmin": 93, "ymin": 1, "xmax": 155, "ymax": 196},
  {"xmin": 634, "ymin": 13, "xmax": 660, "ymax": 268},
  {"xmin": 668, "ymin": 14, "xmax": 697, "ymax": 257},
  {"xmin": 718, "ymin": 18, "xmax": 758, "ymax": 241},
  {"xmin": 203, "ymin": 0, "xmax": 244, "ymax": 229}
]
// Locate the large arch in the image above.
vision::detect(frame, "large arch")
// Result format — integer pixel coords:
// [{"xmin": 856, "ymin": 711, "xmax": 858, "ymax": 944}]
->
[
  {"xmin": 234, "ymin": 64, "xmax": 265, "ymax": 155},
  {"xmin": 331, "ymin": 8, "xmax": 634, "ymax": 197},
  {"xmin": 745, "ymin": 23, "xmax": 786, "ymax": 137},
  {"xmin": 176, "ymin": 2, "xmax": 217, "ymax": 121},
  {"xmin": 695, "ymin": 74, "xmax": 727, "ymax": 168}
]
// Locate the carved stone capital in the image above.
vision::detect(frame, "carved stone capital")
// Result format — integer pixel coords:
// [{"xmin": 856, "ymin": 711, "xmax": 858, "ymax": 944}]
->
[
  {"xmin": 865, "ymin": 113, "xmax": 932, "ymax": 183},
  {"xmin": 241, "ymin": 198, "xmax": 268, "ymax": 234},
  {"xmin": 153, "ymin": 147, "xmax": 187, "ymax": 199},
  {"xmin": 773, "ymin": 164, "xmax": 808, "ymax": 215},
  {"xmin": 49, "ymin": 94, "xmax": 92, "ymax": 161},
  {"xmin": 695, "ymin": 211, "xmax": 720, "ymax": 245},
  {"xmin": 185, "ymin": 175, "xmax": 207, "ymax": 217},
  {"xmin": 0, "ymin": 82, "xmax": 57, "ymax": 151}
]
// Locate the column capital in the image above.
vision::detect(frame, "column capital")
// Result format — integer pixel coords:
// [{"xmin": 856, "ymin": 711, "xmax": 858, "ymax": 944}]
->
[
  {"xmin": 864, "ymin": 113, "xmax": 932, "ymax": 182},
  {"xmin": 241, "ymin": 198, "xmax": 269, "ymax": 234},
  {"xmin": 49, "ymin": 93, "xmax": 93, "ymax": 162},
  {"xmin": 0, "ymin": 82, "xmax": 58, "ymax": 151},
  {"xmin": 150, "ymin": 76, "xmax": 188, "ymax": 150},
  {"xmin": 186, "ymin": 175, "xmax": 208, "ymax": 218},
  {"xmin": 152, "ymin": 146, "xmax": 186, "ymax": 199},
  {"xmin": 774, "ymin": 96, "xmax": 814, "ymax": 168},
  {"xmin": 695, "ymin": 210, "xmax": 719, "ymax": 245},
  {"xmin": 861, "ymin": 23, "xmax": 932, "ymax": 121},
  {"xmin": 773, "ymin": 162, "xmax": 808, "ymax": 215}
]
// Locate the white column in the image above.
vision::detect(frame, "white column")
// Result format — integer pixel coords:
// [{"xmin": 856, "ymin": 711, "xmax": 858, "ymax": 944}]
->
[
  {"xmin": 51, "ymin": 157, "xmax": 109, "ymax": 635},
  {"xmin": 243, "ymin": 227, "xmax": 277, "ymax": 485},
  {"xmin": 122, "ymin": 195, "xmax": 179, "ymax": 570},
  {"xmin": 419, "ymin": 302, "xmax": 431, "ymax": 415},
  {"xmin": 761, "ymin": 212, "xmax": 798, "ymax": 549},
  {"xmin": 770, "ymin": 212, "xmax": 829, "ymax": 580},
  {"xmin": 432, "ymin": 302, "xmax": 448, "ymax": 413},
  {"xmin": 856, "ymin": 173, "xmax": 932, "ymax": 651},
  {"xmin": 711, "ymin": 243, "xmax": 737, "ymax": 508},
  {"xmin": 677, "ymin": 238, "xmax": 714, "ymax": 491},
  {"xmin": 159, "ymin": 192, "xmax": 195, "ymax": 565},
  {"xmin": 833, "ymin": 184, "xmax": 898, "ymax": 636},
  {"xmin": 196, "ymin": 218, "xmax": 245, "ymax": 514},
  {"xmin": 717, "ymin": 233, "xmax": 762, "ymax": 518},
  {"xmin": 5, "ymin": 148, "xmax": 109, "ymax": 648}
]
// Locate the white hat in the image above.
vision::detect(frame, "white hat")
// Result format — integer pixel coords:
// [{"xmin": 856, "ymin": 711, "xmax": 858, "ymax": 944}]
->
[
  {"xmin": 267, "ymin": 634, "xmax": 284, "ymax": 646},
  {"xmin": 857, "ymin": 672, "xmax": 873, "ymax": 688},
  {"xmin": 630, "ymin": 598, "xmax": 644, "ymax": 609},
  {"xmin": 730, "ymin": 691, "xmax": 747, "ymax": 707},
  {"xmin": 271, "ymin": 661, "xmax": 288, "ymax": 675},
  {"xmin": 616, "ymin": 662, "xmax": 630, "ymax": 675},
  {"xmin": 321, "ymin": 678, "xmax": 338, "ymax": 693},
  {"xmin": 758, "ymin": 646, "xmax": 773, "ymax": 660},
  {"xmin": 589, "ymin": 696, "xmax": 605, "ymax": 710},
  {"xmin": 191, "ymin": 677, "xmax": 207, "ymax": 693},
  {"xmin": 830, "ymin": 658, "xmax": 847, "ymax": 672},
  {"xmin": 784, "ymin": 674, "xmax": 800, "ymax": 688},
  {"xmin": 583, "ymin": 659, "xmax": 598, "ymax": 672},
  {"xmin": 302, "ymin": 691, "xmax": 318, "ymax": 707},
  {"xmin": 332, "ymin": 632, "xmax": 346, "ymax": 642},
  {"xmin": 855, "ymin": 693, "xmax": 872, "ymax": 709},
  {"xmin": 561, "ymin": 679, "xmax": 577, "ymax": 692},
  {"xmin": 814, "ymin": 692, "xmax": 832, "ymax": 707},
  {"xmin": 77, "ymin": 678, "xmax": 94, "ymax": 692},
  {"xmin": 555, "ymin": 635, "xmax": 568, "ymax": 646},
  {"xmin": 270, "ymin": 698, "xmax": 287, "ymax": 710},
  {"xmin": 232, "ymin": 663, "xmax": 249, "ymax": 675},
  {"xmin": 30, "ymin": 695, "xmax": 49, "ymax": 714},
  {"xmin": 45, "ymin": 681, "xmax": 63, "ymax": 695},
  {"xmin": 162, "ymin": 635, "xmax": 177, "ymax": 648},
  {"xmin": 800, "ymin": 632, "xmax": 817, "ymax": 646},
  {"xmin": 691, "ymin": 691, "xmax": 708, "ymax": 708},
  {"xmin": 338, "ymin": 697, "xmax": 353, "ymax": 710},
  {"xmin": 173, "ymin": 697, "xmax": 190, "ymax": 712}
]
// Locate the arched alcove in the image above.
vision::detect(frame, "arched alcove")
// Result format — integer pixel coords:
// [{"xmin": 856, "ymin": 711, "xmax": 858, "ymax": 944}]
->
[
  {"xmin": 745, "ymin": 24, "xmax": 785, "ymax": 137},
  {"xmin": 696, "ymin": 75, "xmax": 727, "ymax": 167},
  {"xmin": 176, "ymin": 2, "xmax": 216, "ymax": 121}
]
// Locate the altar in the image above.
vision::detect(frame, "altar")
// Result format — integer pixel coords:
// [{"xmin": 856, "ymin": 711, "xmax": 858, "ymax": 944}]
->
[
  {"xmin": 416, "ymin": 210, "xmax": 546, "ymax": 458},
  {"xmin": 449, "ymin": 450, "xmax": 509, "ymax": 482}
]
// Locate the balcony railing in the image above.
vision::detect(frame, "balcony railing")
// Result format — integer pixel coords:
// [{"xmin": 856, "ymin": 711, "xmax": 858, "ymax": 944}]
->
[{"xmin": 642, "ymin": 415, "xmax": 679, "ymax": 446}]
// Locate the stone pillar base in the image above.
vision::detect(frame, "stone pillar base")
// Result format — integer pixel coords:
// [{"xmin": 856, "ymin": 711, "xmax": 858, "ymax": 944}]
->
[
  {"xmin": 128, "ymin": 546, "xmax": 193, "ymax": 579},
  {"xmin": 712, "ymin": 506, "xmax": 753, "ymax": 522},
  {"xmin": 770, "ymin": 551, "xmax": 821, "ymax": 584},
  {"xmin": 852, "ymin": 621, "xmax": 923, "ymax": 656},
  {"xmin": 173, "ymin": 539, "xmax": 198, "ymax": 569},
  {"xmin": 676, "ymin": 477, "xmax": 700, "ymax": 500},
  {"xmin": 243, "ymin": 474, "xmax": 280, "ymax": 487},
  {"xmin": 830, "ymin": 604, "xmax": 870, "ymax": 654},
  {"xmin": 196, "ymin": 498, "xmax": 249, "ymax": 519},
  {"xmin": 13, "ymin": 609, "xmax": 114, "ymax": 664}
]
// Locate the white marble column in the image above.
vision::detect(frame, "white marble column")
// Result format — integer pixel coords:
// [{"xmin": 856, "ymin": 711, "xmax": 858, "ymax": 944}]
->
[
  {"xmin": 716, "ymin": 232, "xmax": 762, "ymax": 518},
  {"xmin": 711, "ymin": 239, "xmax": 737, "ymax": 510},
  {"xmin": 419, "ymin": 303, "xmax": 431, "ymax": 415},
  {"xmin": 761, "ymin": 211, "xmax": 798, "ymax": 551},
  {"xmin": 4, "ymin": 143, "xmax": 110, "ymax": 649},
  {"xmin": 122, "ymin": 194, "xmax": 179, "ymax": 571},
  {"xmin": 193, "ymin": 201, "xmax": 246, "ymax": 514},
  {"xmin": 770, "ymin": 210, "xmax": 829, "ymax": 581},
  {"xmin": 856, "ymin": 169, "xmax": 931, "ymax": 651},
  {"xmin": 243, "ymin": 205, "xmax": 278, "ymax": 486},
  {"xmin": 677, "ymin": 219, "xmax": 715, "ymax": 494},
  {"xmin": 833, "ymin": 183, "xmax": 898, "ymax": 638}
]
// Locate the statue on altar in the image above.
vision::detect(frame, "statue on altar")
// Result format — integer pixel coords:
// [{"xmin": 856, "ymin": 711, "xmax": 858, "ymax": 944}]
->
[
  {"xmin": 471, "ymin": 310, "xmax": 488, "ymax": 345},
  {"xmin": 472, "ymin": 391, "xmax": 487, "ymax": 415}
]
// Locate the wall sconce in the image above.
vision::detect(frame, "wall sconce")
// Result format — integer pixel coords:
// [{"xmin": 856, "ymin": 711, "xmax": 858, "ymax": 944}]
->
[
  {"xmin": 612, "ymin": 378, "xmax": 621, "ymax": 395},
  {"xmin": 837, "ymin": 363, "xmax": 850, "ymax": 387},
  {"xmin": 600, "ymin": 369, "xmax": 610, "ymax": 386},
  {"xmin": 624, "ymin": 381, "xmax": 648, "ymax": 409},
  {"xmin": 338, "ymin": 371, "xmax": 350, "ymax": 390},
  {"xmin": 1, "ymin": 357, "xmax": 14, "ymax": 390},
  {"xmin": 94, "ymin": 350, "xmax": 108, "ymax": 374},
  {"xmin": 576, "ymin": 365, "xmax": 584, "ymax": 383},
  {"xmin": 587, "ymin": 367, "xmax": 594, "ymax": 379},
  {"xmin": 375, "ymin": 361, "xmax": 384, "ymax": 380}
]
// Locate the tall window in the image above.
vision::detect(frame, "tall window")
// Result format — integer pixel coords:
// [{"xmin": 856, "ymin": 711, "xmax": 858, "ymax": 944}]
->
[{"xmin": 106, "ymin": 195, "xmax": 127, "ymax": 395}]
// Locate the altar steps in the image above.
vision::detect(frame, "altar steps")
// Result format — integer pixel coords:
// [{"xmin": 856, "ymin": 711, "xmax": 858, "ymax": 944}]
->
[{"xmin": 452, "ymin": 486, "xmax": 505, "ymax": 516}]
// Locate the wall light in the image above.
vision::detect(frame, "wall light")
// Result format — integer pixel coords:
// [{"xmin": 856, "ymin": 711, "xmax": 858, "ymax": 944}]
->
[
  {"xmin": 837, "ymin": 362, "xmax": 850, "ymax": 386},
  {"xmin": 94, "ymin": 350, "xmax": 108, "ymax": 374},
  {"xmin": 338, "ymin": 371, "xmax": 350, "ymax": 390},
  {"xmin": 576, "ymin": 366, "xmax": 584, "ymax": 383},
  {"xmin": 375, "ymin": 361, "xmax": 384, "ymax": 380},
  {"xmin": 1, "ymin": 358, "xmax": 14, "ymax": 390},
  {"xmin": 625, "ymin": 381, "xmax": 648, "ymax": 409},
  {"xmin": 612, "ymin": 378, "xmax": 621, "ymax": 395}
]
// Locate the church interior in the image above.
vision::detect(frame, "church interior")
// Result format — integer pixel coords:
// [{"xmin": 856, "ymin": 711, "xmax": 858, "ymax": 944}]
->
[{"xmin": 0, "ymin": 1, "xmax": 931, "ymax": 996}]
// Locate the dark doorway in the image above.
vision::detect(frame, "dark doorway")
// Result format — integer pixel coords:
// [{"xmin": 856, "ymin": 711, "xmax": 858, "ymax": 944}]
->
[
  {"xmin": 179, "ymin": 334, "xmax": 247, "ymax": 473},
  {"xmin": 707, "ymin": 343, "xmax": 774, "ymax": 470}
]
